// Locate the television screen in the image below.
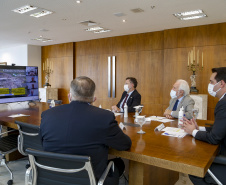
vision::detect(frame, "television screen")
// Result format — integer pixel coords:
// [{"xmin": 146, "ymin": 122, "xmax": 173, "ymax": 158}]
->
[{"xmin": 0, "ymin": 65, "xmax": 39, "ymax": 103}]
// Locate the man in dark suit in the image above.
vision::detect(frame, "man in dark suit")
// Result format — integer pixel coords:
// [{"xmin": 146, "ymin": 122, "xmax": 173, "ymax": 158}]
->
[
  {"xmin": 40, "ymin": 76, "xmax": 132, "ymax": 185},
  {"xmin": 183, "ymin": 67, "xmax": 226, "ymax": 185},
  {"xmin": 112, "ymin": 77, "xmax": 141, "ymax": 112}
]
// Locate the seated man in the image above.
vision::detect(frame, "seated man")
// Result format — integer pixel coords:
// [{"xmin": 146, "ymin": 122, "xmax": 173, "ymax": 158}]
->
[
  {"xmin": 112, "ymin": 77, "xmax": 141, "ymax": 113},
  {"xmin": 40, "ymin": 76, "xmax": 132, "ymax": 185},
  {"xmin": 183, "ymin": 67, "xmax": 226, "ymax": 185},
  {"xmin": 164, "ymin": 79, "xmax": 194, "ymax": 119}
]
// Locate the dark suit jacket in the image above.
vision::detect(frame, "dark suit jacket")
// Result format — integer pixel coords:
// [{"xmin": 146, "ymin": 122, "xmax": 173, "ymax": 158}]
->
[
  {"xmin": 195, "ymin": 95, "xmax": 226, "ymax": 155},
  {"xmin": 116, "ymin": 89, "xmax": 141, "ymax": 112},
  {"xmin": 40, "ymin": 101, "xmax": 131, "ymax": 181}
]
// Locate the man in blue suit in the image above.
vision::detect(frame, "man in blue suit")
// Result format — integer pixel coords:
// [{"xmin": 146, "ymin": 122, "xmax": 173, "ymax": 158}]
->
[{"xmin": 40, "ymin": 76, "xmax": 132, "ymax": 185}]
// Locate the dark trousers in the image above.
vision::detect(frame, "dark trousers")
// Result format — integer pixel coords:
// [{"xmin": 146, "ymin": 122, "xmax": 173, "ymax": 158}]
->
[
  {"xmin": 104, "ymin": 158, "xmax": 125, "ymax": 185},
  {"xmin": 189, "ymin": 163, "xmax": 226, "ymax": 185}
]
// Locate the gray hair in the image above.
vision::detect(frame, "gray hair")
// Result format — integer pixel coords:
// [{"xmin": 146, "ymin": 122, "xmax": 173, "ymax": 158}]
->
[
  {"xmin": 70, "ymin": 76, "xmax": 95, "ymax": 103},
  {"xmin": 177, "ymin": 79, "xmax": 190, "ymax": 96}
]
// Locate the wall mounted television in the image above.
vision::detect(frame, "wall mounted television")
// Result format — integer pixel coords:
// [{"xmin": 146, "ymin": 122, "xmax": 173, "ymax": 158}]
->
[{"xmin": 0, "ymin": 65, "xmax": 39, "ymax": 104}]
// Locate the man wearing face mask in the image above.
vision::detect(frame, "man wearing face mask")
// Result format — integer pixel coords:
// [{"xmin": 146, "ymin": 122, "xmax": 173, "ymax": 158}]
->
[
  {"xmin": 112, "ymin": 77, "xmax": 141, "ymax": 112},
  {"xmin": 164, "ymin": 79, "xmax": 195, "ymax": 119},
  {"xmin": 40, "ymin": 76, "xmax": 132, "ymax": 185},
  {"xmin": 182, "ymin": 67, "xmax": 226, "ymax": 185}
]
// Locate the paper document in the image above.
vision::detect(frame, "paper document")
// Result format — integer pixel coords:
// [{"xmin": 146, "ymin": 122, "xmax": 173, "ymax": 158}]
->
[
  {"xmin": 161, "ymin": 127, "xmax": 187, "ymax": 138},
  {"xmin": 8, "ymin": 114, "xmax": 30, "ymax": 118},
  {"xmin": 146, "ymin": 116, "xmax": 174, "ymax": 123}
]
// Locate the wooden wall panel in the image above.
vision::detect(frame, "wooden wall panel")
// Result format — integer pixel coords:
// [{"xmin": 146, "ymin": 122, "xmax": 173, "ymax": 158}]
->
[
  {"xmin": 41, "ymin": 22, "xmax": 226, "ymax": 121},
  {"xmin": 42, "ymin": 42, "xmax": 74, "ymax": 104}
]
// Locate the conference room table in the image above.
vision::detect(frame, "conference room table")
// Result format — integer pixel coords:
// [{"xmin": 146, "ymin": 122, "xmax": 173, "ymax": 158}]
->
[{"xmin": 0, "ymin": 102, "xmax": 218, "ymax": 185}]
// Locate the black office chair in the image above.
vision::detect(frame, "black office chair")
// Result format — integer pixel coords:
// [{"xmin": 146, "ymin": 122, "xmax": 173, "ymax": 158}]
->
[
  {"xmin": 15, "ymin": 121, "xmax": 42, "ymax": 155},
  {"xmin": 0, "ymin": 126, "xmax": 18, "ymax": 185},
  {"xmin": 206, "ymin": 155, "xmax": 226, "ymax": 185},
  {"xmin": 15, "ymin": 121, "xmax": 43, "ymax": 168},
  {"xmin": 25, "ymin": 148, "xmax": 114, "ymax": 185}
]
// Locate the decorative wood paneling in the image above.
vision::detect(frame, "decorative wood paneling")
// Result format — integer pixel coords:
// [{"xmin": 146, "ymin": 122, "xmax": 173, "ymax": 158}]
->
[
  {"xmin": 42, "ymin": 43, "xmax": 74, "ymax": 104},
  {"xmin": 42, "ymin": 22, "xmax": 226, "ymax": 120}
]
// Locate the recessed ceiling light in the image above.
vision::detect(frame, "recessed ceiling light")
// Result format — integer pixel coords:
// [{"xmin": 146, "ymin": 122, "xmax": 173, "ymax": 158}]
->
[
  {"xmin": 31, "ymin": 36, "xmax": 53, "ymax": 42},
  {"xmin": 30, "ymin": 10, "xmax": 53, "ymax": 18},
  {"xmin": 173, "ymin": 9, "xmax": 207, "ymax": 21},
  {"xmin": 85, "ymin": 27, "xmax": 104, "ymax": 31},
  {"xmin": 122, "ymin": 19, "xmax": 126, "ymax": 23},
  {"xmin": 180, "ymin": 15, "xmax": 207, "ymax": 20},
  {"xmin": 12, "ymin": 5, "xmax": 37, "ymax": 14},
  {"xmin": 94, "ymin": 29, "xmax": 111, "ymax": 33},
  {"xmin": 76, "ymin": 0, "xmax": 81, "ymax": 3},
  {"xmin": 174, "ymin": 10, "xmax": 203, "ymax": 17}
]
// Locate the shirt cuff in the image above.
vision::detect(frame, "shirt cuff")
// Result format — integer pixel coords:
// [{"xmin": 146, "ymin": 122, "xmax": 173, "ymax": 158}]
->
[
  {"xmin": 120, "ymin": 108, "xmax": 124, "ymax": 112},
  {"xmin": 170, "ymin": 111, "xmax": 173, "ymax": 116},
  {"xmin": 192, "ymin": 129, "xmax": 199, "ymax": 137},
  {"xmin": 199, "ymin": 126, "xmax": 206, "ymax": 131}
]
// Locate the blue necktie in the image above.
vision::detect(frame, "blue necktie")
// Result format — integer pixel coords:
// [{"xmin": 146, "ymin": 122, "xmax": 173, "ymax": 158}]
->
[{"xmin": 172, "ymin": 99, "xmax": 179, "ymax": 111}]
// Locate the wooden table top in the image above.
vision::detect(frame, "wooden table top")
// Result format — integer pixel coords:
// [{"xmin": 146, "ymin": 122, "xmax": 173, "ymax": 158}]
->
[{"xmin": 0, "ymin": 102, "xmax": 218, "ymax": 177}]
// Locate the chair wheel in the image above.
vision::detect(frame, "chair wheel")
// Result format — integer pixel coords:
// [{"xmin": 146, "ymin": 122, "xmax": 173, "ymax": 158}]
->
[{"xmin": 7, "ymin": 180, "xmax": 13, "ymax": 185}]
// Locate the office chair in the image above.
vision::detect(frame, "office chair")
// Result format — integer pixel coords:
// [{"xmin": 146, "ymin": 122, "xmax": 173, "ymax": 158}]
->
[
  {"xmin": 15, "ymin": 121, "xmax": 43, "ymax": 168},
  {"xmin": 206, "ymin": 155, "xmax": 226, "ymax": 185},
  {"xmin": 25, "ymin": 148, "xmax": 114, "ymax": 185},
  {"xmin": 0, "ymin": 126, "xmax": 18, "ymax": 185}
]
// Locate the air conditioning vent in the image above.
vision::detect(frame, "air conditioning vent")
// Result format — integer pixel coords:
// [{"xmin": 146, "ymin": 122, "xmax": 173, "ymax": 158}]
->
[
  {"xmin": 79, "ymin": 20, "xmax": 97, "ymax": 26},
  {"xmin": 130, "ymin": 8, "xmax": 144, "ymax": 13}
]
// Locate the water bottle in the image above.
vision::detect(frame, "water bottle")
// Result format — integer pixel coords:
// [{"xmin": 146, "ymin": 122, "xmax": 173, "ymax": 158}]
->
[
  {"xmin": 178, "ymin": 106, "xmax": 184, "ymax": 127},
  {"xmin": 124, "ymin": 103, "xmax": 128, "ymax": 118}
]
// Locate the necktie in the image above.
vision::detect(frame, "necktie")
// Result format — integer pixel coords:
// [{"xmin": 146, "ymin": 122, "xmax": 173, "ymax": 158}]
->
[
  {"xmin": 172, "ymin": 99, "xmax": 179, "ymax": 111},
  {"xmin": 122, "ymin": 94, "xmax": 129, "ymax": 109}
]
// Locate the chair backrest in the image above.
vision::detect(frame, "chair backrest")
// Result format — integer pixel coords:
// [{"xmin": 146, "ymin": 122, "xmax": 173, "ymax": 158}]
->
[
  {"xmin": 15, "ymin": 121, "xmax": 43, "ymax": 156},
  {"xmin": 47, "ymin": 99, "xmax": 62, "ymax": 105},
  {"xmin": 26, "ymin": 148, "xmax": 96, "ymax": 185}
]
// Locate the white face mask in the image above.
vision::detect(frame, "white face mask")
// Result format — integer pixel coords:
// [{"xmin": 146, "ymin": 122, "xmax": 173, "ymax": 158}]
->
[
  {"xmin": 170, "ymin": 90, "xmax": 177, "ymax": 99},
  {"xmin": 208, "ymin": 82, "xmax": 221, "ymax": 97},
  {"xmin": 124, "ymin": 84, "xmax": 129, "ymax": 92}
]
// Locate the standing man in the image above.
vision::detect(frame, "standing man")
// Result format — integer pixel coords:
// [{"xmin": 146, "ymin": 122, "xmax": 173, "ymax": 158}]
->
[
  {"xmin": 164, "ymin": 79, "xmax": 195, "ymax": 119},
  {"xmin": 183, "ymin": 67, "xmax": 226, "ymax": 185},
  {"xmin": 112, "ymin": 77, "xmax": 141, "ymax": 112},
  {"xmin": 40, "ymin": 76, "xmax": 132, "ymax": 185}
]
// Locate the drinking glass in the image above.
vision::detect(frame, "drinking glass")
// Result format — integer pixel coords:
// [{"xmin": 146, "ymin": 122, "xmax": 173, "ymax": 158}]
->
[
  {"xmin": 192, "ymin": 108, "xmax": 199, "ymax": 120},
  {"xmin": 136, "ymin": 116, "xmax": 146, "ymax": 134}
]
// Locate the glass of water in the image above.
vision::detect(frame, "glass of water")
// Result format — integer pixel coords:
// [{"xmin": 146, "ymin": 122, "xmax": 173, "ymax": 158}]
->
[
  {"xmin": 136, "ymin": 116, "xmax": 146, "ymax": 134},
  {"xmin": 192, "ymin": 108, "xmax": 199, "ymax": 120}
]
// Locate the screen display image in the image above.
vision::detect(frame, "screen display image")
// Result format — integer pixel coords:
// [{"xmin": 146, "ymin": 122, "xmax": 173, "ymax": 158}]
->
[{"xmin": 0, "ymin": 66, "xmax": 39, "ymax": 103}]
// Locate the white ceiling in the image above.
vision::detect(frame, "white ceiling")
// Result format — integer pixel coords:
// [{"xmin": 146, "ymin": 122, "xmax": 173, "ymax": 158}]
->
[{"xmin": 1, "ymin": 0, "xmax": 226, "ymax": 49}]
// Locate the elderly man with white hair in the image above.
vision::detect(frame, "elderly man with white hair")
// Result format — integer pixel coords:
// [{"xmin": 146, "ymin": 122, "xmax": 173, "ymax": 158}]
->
[{"xmin": 164, "ymin": 79, "xmax": 195, "ymax": 119}]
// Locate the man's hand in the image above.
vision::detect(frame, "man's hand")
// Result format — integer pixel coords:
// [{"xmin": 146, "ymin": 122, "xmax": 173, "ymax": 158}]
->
[
  {"xmin": 112, "ymin": 105, "xmax": 120, "ymax": 112},
  {"xmin": 181, "ymin": 117, "xmax": 198, "ymax": 135},
  {"xmin": 164, "ymin": 109, "xmax": 173, "ymax": 118}
]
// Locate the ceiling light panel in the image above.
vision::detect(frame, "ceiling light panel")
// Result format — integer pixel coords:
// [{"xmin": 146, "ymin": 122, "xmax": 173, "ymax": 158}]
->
[
  {"xmin": 12, "ymin": 5, "xmax": 37, "ymax": 14},
  {"xmin": 30, "ymin": 10, "xmax": 53, "ymax": 18},
  {"xmin": 94, "ymin": 29, "xmax": 111, "ymax": 33},
  {"xmin": 174, "ymin": 10, "xmax": 203, "ymax": 17},
  {"xmin": 85, "ymin": 27, "xmax": 103, "ymax": 31},
  {"xmin": 180, "ymin": 15, "xmax": 207, "ymax": 20},
  {"xmin": 173, "ymin": 9, "xmax": 207, "ymax": 21}
]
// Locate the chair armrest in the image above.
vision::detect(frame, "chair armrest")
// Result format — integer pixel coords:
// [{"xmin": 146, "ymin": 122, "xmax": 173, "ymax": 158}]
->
[
  {"xmin": 0, "ymin": 129, "xmax": 17, "ymax": 136},
  {"xmin": 213, "ymin": 155, "xmax": 226, "ymax": 165},
  {"xmin": 98, "ymin": 161, "xmax": 114, "ymax": 185}
]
